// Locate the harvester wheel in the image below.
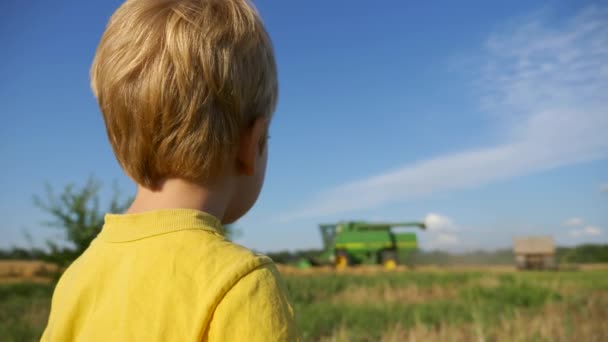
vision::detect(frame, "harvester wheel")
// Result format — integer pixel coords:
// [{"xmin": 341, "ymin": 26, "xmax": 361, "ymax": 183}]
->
[
  {"xmin": 335, "ymin": 250, "xmax": 350, "ymax": 269},
  {"xmin": 381, "ymin": 250, "xmax": 397, "ymax": 270}
]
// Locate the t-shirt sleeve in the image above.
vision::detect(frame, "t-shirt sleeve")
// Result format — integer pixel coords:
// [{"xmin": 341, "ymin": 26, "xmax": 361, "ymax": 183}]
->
[{"xmin": 205, "ymin": 262, "xmax": 299, "ymax": 341}]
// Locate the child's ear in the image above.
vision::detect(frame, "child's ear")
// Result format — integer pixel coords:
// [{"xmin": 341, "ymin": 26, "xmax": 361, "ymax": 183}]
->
[{"xmin": 236, "ymin": 117, "xmax": 268, "ymax": 176}]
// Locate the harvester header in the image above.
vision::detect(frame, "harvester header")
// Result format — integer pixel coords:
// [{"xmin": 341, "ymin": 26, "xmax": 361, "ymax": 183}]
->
[{"xmin": 320, "ymin": 221, "xmax": 426, "ymax": 230}]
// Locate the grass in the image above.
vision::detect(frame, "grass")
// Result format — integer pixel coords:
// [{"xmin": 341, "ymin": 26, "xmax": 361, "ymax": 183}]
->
[
  {"xmin": 1, "ymin": 264, "xmax": 607, "ymax": 341},
  {"xmin": 284, "ymin": 268, "xmax": 608, "ymax": 341},
  {"xmin": 0, "ymin": 282, "xmax": 52, "ymax": 342}
]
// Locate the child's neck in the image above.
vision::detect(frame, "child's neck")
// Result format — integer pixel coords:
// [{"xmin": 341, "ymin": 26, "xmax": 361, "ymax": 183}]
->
[{"xmin": 126, "ymin": 178, "xmax": 231, "ymax": 221}]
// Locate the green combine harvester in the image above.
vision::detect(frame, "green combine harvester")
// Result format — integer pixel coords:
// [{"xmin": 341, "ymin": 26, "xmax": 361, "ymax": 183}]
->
[{"xmin": 303, "ymin": 221, "xmax": 426, "ymax": 269}]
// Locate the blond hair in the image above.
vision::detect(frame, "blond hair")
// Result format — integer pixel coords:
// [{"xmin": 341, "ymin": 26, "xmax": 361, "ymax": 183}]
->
[{"xmin": 91, "ymin": 0, "xmax": 277, "ymax": 188}]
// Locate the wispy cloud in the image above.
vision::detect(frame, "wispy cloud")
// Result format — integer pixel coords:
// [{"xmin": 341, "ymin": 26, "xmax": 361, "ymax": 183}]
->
[
  {"xmin": 569, "ymin": 225, "xmax": 602, "ymax": 237},
  {"xmin": 425, "ymin": 213, "xmax": 459, "ymax": 232},
  {"xmin": 281, "ymin": 6, "xmax": 608, "ymax": 221},
  {"xmin": 564, "ymin": 217, "xmax": 584, "ymax": 226},
  {"xmin": 563, "ymin": 217, "xmax": 601, "ymax": 238},
  {"xmin": 424, "ymin": 213, "xmax": 461, "ymax": 248},
  {"xmin": 600, "ymin": 183, "xmax": 608, "ymax": 193}
]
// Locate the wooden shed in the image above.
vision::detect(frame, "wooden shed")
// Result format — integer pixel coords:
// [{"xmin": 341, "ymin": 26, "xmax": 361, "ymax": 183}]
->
[{"xmin": 513, "ymin": 236, "xmax": 556, "ymax": 270}]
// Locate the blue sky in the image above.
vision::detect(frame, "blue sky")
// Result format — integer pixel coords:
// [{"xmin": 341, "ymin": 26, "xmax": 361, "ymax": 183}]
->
[{"xmin": 1, "ymin": 0, "xmax": 606, "ymax": 252}]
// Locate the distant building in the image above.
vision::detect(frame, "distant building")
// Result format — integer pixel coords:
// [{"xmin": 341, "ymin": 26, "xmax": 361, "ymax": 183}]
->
[{"xmin": 512, "ymin": 236, "xmax": 556, "ymax": 270}]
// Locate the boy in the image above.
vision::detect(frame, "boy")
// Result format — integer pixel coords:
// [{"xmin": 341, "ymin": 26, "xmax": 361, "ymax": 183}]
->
[{"xmin": 42, "ymin": 0, "xmax": 298, "ymax": 341}]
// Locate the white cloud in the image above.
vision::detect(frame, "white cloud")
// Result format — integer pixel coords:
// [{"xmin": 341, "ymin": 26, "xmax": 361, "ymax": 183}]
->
[
  {"xmin": 600, "ymin": 183, "xmax": 608, "ymax": 193},
  {"xmin": 423, "ymin": 213, "xmax": 462, "ymax": 249},
  {"xmin": 569, "ymin": 225, "xmax": 602, "ymax": 237},
  {"xmin": 564, "ymin": 217, "xmax": 584, "ymax": 226},
  {"xmin": 425, "ymin": 213, "xmax": 458, "ymax": 232},
  {"xmin": 280, "ymin": 6, "xmax": 608, "ymax": 221}
]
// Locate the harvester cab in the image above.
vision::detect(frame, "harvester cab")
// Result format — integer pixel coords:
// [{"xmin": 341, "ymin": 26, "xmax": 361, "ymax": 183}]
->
[{"xmin": 318, "ymin": 221, "xmax": 426, "ymax": 269}]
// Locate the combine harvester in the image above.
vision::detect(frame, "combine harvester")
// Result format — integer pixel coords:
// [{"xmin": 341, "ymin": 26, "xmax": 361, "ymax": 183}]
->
[{"xmin": 299, "ymin": 221, "xmax": 426, "ymax": 269}]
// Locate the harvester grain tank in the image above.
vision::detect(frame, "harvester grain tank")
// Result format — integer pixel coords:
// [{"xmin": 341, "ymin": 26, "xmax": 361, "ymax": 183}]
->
[
  {"xmin": 513, "ymin": 236, "xmax": 556, "ymax": 270},
  {"xmin": 317, "ymin": 221, "xmax": 426, "ymax": 268}
]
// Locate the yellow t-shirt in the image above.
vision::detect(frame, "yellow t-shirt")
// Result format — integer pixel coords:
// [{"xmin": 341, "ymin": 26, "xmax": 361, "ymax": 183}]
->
[{"xmin": 41, "ymin": 209, "xmax": 298, "ymax": 341}]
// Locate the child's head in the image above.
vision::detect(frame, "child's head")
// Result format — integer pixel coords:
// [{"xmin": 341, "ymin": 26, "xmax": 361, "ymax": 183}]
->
[{"xmin": 91, "ymin": 0, "xmax": 277, "ymax": 221}]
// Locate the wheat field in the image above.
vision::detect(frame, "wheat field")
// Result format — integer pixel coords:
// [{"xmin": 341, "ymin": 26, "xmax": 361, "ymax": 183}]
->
[{"xmin": 0, "ymin": 261, "xmax": 58, "ymax": 284}]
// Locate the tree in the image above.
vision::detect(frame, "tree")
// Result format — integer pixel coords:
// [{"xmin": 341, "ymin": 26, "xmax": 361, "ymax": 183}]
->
[
  {"xmin": 34, "ymin": 177, "xmax": 131, "ymax": 266},
  {"xmin": 34, "ymin": 177, "xmax": 241, "ymax": 266}
]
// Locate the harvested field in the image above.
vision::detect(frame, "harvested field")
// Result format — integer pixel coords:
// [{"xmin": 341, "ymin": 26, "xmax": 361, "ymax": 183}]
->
[{"xmin": 0, "ymin": 261, "xmax": 58, "ymax": 284}]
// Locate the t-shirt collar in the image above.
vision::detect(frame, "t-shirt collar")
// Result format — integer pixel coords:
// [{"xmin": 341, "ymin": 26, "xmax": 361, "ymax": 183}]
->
[{"xmin": 98, "ymin": 208, "xmax": 224, "ymax": 242}]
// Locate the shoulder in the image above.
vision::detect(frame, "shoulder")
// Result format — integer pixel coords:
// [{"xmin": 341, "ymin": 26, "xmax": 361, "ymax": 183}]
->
[
  {"xmin": 173, "ymin": 232, "xmax": 281, "ymax": 300},
  {"xmin": 191, "ymin": 239, "xmax": 299, "ymax": 340},
  {"xmin": 179, "ymin": 232, "xmax": 275, "ymax": 285},
  {"xmin": 206, "ymin": 257, "xmax": 299, "ymax": 341}
]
